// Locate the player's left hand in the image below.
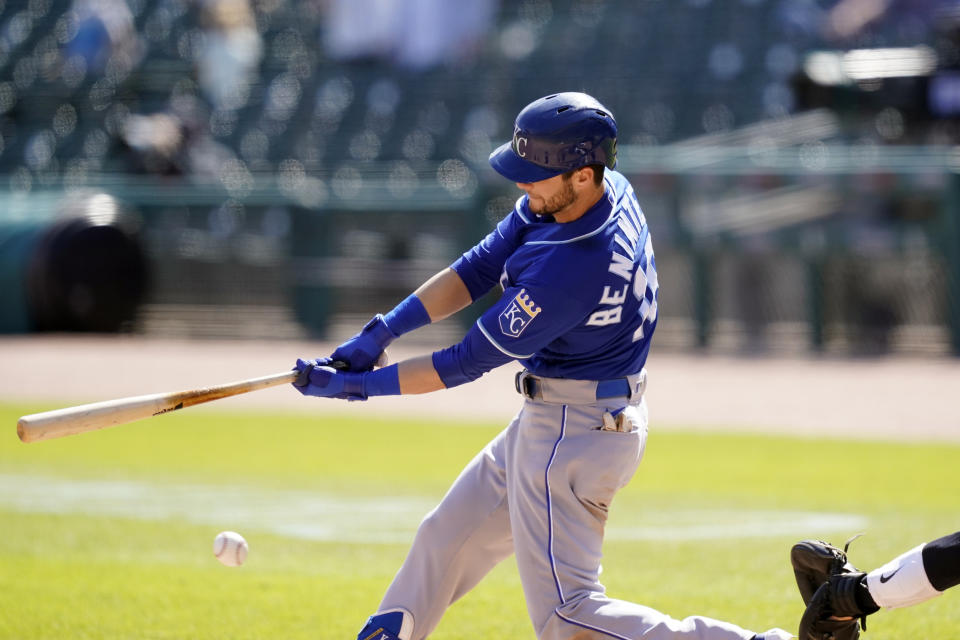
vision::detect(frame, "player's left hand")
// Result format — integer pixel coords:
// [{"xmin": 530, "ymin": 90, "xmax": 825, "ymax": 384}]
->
[
  {"xmin": 329, "ymin": 314, "xmax": 396, "ymax": 371},
  {"xmin": 292, "ymin": 358, "xmax": 367, "ymax": 401}
]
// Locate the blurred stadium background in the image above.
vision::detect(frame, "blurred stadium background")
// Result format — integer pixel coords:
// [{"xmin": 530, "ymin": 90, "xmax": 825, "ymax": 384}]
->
[{"xmin": 2, "ymin": 0, "xmax": 960, "ymax": 358}]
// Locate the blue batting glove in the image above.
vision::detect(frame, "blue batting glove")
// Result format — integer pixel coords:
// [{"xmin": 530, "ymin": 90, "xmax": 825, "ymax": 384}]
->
[
  {"xmin": 329, "ymin": 314, "xmax": 396, "ymax": 372},
  {"xmin": 292, "ymin": 358, "xmax": 367, "ymax": 401}
]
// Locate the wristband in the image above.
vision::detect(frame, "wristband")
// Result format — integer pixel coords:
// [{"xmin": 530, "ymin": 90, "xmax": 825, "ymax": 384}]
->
[
  {"xmin": 382, "ymin": 294, "xmax": 431, "ymax": 337},
  {"xmin": 363, "ymin": 363, "xmax": 402, "ymax": 397}
]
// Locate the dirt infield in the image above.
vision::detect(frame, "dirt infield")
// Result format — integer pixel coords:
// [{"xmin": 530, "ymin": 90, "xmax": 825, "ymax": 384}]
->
[{"xmin": 2, "ymin": 335, "xmax": 959, "ymax": 442}]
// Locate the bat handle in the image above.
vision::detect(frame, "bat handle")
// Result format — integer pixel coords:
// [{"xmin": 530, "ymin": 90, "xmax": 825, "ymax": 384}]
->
[
  {"xmin": 293, "ymin": 359, "xmax": 349, "ymax": 388},
  {"xmin": 328, "ymin": 356, "xmax": 387, "ymax": 371}
]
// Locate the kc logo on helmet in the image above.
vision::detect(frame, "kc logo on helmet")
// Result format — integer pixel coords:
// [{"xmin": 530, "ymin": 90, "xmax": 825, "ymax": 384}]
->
[
  {"xmin": 499, "ymin": 289, "xmax": 541, "ymax": 338},
  {"xmin": 513, "ymin": 126, "xmax": 529, "ymax": 157}
]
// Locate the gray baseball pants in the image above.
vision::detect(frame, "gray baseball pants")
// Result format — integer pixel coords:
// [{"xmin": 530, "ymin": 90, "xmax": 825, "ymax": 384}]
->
[{"xmin": 376, "ymin": 372, "xmax": 759, "ymax": 639}]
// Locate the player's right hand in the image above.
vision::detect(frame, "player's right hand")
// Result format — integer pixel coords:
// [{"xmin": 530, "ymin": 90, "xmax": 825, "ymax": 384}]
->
[
  {"xmin": 329, "ymin": 314, "xmax": 396, "ymax": 371},
  {"xmin": 291, "ymin": 358, "xmax": 367, "ymax": 401}
]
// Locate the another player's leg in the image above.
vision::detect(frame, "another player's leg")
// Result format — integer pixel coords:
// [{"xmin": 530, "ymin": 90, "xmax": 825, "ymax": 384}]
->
[{"xmin": 354, "ymin": 420, "xmax": 517, "ymax": 640}]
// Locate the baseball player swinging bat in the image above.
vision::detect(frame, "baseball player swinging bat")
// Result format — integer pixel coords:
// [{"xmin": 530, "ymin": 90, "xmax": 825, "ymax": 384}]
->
[{"xmin": 16, "ymin": 361, "xmax": 348, "ymax": 443}]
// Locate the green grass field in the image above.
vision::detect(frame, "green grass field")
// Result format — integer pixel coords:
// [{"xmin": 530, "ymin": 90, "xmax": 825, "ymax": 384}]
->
[{"xmin": 1, "ymin": 400, "xmax": 957, "ymax": 639}]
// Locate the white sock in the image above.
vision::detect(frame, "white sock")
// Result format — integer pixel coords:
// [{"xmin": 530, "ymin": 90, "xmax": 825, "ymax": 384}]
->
[{"xmin": 865, "ymin": 543, "xmax": 943, "ymax": 609}]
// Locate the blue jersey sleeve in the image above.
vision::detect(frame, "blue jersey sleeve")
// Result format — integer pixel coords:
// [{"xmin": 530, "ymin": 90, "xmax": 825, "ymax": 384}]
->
[
  {"xmin": 474, "ymin": 281, "xmax": 593, "ymax": 361},
  {"xmin": 432, "ymin": 324, "xmax": 514, "ymax": 387},
  {"xmin": 450, "ymin": 206, "xmax": 521, "ymax": 301},
  {"xmin": 431, "ymin": 280, "xmax": 594, "ymax": 388}
]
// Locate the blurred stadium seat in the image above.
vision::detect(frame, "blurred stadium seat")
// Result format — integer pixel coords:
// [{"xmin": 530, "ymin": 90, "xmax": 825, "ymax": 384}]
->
[{"xmin": 3, "ymin": 0, "xmax": 909, "ymax": 180}]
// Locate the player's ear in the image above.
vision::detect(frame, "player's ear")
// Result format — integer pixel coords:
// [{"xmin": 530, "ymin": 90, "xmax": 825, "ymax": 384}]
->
[{"xmin": 574, "ymin": 166, "xmax": 594, "ymax": 189}]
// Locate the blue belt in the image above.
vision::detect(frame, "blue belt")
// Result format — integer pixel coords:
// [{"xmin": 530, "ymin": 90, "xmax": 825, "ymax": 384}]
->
[{"xmin": 515, "ymin": 371, "xmax": 633, "ymax": 401}]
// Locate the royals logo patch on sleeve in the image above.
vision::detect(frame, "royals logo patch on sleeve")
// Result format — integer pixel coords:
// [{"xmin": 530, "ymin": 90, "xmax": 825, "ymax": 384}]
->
[{"xmin": 499, "ymin": 289, "xmax": 541, "ymax": 338}]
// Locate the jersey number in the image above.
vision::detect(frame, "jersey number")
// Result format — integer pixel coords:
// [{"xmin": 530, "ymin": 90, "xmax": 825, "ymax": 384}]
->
[{"xmin": 586, "ymin": 233, "xmax": 658, "ymax": 341}]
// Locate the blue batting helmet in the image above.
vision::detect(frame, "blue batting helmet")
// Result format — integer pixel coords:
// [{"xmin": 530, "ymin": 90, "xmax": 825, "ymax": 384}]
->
[{"xmin": 489, "ymin": 92, "xmax": 617, "ymax": 183}]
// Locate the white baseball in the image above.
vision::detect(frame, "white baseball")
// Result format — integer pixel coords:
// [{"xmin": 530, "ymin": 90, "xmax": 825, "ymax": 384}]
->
[{"xmin": 213, "ymin": 531, "xmax": 248, "ymax": 567}]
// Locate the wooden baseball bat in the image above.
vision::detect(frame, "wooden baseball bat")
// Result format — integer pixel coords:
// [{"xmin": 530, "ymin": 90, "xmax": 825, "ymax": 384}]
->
[
  {"xmin": 17, "ymin": 359, "xmax": 350, "ymax": 443},
  {"xmin": 17, "ymin": 370, "xmax": 300, "ymax": 443}
]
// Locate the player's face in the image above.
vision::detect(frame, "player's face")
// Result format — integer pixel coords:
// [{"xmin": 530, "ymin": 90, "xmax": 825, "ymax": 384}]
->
[{"xmin": 517, "ymin": 174, "xmax": 577, "ymax": 216}]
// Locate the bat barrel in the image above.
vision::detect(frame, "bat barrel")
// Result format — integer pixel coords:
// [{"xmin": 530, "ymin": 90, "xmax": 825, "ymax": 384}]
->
[
  {"xmin": 17, "ymin": 369, "xmax": 299, "ymax": 443},
  {"xmin": 17, "ymin": 391, "xmax": 185, "ymax": 443}
]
